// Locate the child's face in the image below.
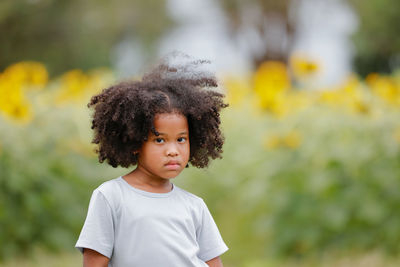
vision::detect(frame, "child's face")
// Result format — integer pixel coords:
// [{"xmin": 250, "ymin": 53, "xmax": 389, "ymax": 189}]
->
[{"xmin": 137, "ymin": 112, "xmax": 190, "ymax": 180}]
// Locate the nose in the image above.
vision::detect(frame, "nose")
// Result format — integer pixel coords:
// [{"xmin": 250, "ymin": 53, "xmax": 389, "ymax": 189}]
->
[{"xmin": 166, "ymin": 144, "xmax": 178, "ymax": 157}]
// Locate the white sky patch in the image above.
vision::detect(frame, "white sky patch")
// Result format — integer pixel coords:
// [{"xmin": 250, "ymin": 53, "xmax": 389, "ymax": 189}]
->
[
  {"xmin": 114, "ymin": 0, "xmax": 358, "ymax": 87},
  {"xmin": 291, "ymin": 0, "xmax": 358, "ymax": 87},
  {"xmin": 159, "ymin": 0, "xmax": 251, "ymax": 77}
]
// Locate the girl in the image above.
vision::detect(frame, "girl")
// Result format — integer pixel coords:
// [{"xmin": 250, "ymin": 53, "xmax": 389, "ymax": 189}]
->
[{"xmin": 75, "ymin": 58, "xmax": 229, "ymax": 267}]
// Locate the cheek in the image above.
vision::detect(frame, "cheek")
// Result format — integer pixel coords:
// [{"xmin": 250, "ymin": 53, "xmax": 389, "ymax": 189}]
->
[
  {"xmin": 139, "ymin": 144, "xmax": 163, "ymax": 162},
  {"xmin": 181, "ymin": 143, "xmax": 190, "ymax": 159},
  {"xmin": 149, "ymin": 149, "xmax": 165, "ymax": 161}
]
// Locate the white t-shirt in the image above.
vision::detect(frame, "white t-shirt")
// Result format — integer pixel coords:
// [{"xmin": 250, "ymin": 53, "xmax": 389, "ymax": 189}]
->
[{"xmin": 75, "ymin": 176, "xmax": 228, "ymax": 267}]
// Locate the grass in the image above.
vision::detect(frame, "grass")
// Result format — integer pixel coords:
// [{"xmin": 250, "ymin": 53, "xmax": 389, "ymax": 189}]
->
[
  {"xmin": 242, "ymin": 251, "xmax": 400, "ymax": 267},
  {"xmin": 0, "ymin": 248, "xmax": 81, "ymax": 267},
  {"xmin": 1, "ymin": 248, "xmax": 400, "ymax": 267}
]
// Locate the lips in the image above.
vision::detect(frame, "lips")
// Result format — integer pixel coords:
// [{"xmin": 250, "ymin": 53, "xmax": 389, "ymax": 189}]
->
[
  {"xmin": 165, "ymin": 160, "xmax": 180, "ymax": 166},
  {"xmin": 165, "ymin": 160, "xmax": 181, "ymax": 170}
]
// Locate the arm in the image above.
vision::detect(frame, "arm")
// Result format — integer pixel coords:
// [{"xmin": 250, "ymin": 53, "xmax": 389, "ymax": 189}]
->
[
  {"xmin": 206, "ymin": 256, "xmax": 224, "ymax": 267},
  {"xmin": 83, "ymin": 248, "xmax": 110, "ymax": 267}
]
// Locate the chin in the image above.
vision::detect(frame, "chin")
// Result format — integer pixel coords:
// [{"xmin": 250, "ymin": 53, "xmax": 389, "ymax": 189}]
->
[
  {"xmin": 163, "ymin": 174, "xmax": 179, "ymax": 179},
  {"xmin": 161, "ymin": 171, "xmax": 182, "ymax": 179}
]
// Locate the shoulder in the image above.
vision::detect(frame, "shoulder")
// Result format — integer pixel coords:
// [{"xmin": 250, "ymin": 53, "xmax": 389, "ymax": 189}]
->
[
  {"xmin": 97, "ymin": 175, "xmax": 120, "ymax": 188},
  {"xmin": 96, "ymin": 177, "xmax": 121, "ymax": 194},
  {"xmin": 174, "ymin": 185, "xmax": 203, "ymax": 200},
  {"xmin": 173, "ymin": 185, "xmax": 207, "ymax": 208},
  {"xmin": 93, "ymin": 177, "xmax": 123, "ymax": 208}
]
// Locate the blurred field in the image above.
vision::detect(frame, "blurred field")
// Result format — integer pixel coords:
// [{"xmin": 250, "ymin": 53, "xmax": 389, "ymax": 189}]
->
[
  {"xmin": 0, "ymin": 248, "xmax": 81, "ymax": 267},
  {"xmin": 2, "ymin": 249, "xmax": 400, "ymax": 267},
  {"xmin": 1, "ymin": 61, "xmax": 400, "ymax": 266}
]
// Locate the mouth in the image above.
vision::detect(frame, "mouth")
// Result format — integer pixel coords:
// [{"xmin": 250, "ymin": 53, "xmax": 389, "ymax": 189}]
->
[{"xmin": 165, "ymin": 161, "xmax": 181, "ymax": 170}]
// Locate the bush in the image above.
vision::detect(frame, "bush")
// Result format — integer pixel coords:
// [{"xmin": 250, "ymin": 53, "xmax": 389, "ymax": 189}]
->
[
  {"xmin": 0, "ymin": 65, "xmax": 120, "ymax": 260},
  {"xmin": 178, "ymin": 103, "xmax": 400, "ymax": 264}
]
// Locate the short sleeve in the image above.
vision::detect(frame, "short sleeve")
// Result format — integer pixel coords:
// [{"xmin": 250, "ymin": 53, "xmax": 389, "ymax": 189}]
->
[
  {"xmin": 196, "ymin": 200, "xmax": 229, "ymax": 262},
  {"xmin": 75, "ymin": 189, "xmax": 114, "ymax": 258}
]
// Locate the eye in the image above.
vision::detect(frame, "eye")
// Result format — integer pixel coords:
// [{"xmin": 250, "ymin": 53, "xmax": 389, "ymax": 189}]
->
[
  {"xmin": 177, "ymin": 137, "xmax": 187, "ymax": 143},
  {"xmin": 155, "ymin": 138, "xmax": 164, "ymax": 144}
]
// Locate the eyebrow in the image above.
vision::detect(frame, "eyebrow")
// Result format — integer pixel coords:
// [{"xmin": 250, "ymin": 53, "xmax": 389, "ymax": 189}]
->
[{"xmin": 156, "ymin": 131, "xmax": 188, "ymax": 136}]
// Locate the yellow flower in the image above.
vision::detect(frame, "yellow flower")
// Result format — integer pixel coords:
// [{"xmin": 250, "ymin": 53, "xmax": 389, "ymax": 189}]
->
[
  {"xmin": 0, "ymin": 72, "xmax": 33, "ymax": 123},
  {"xmin": 2, "ymin": 61, "xmax": 48, "ymax": 88},
  {"xmin": 86, "ymin": 68, "xmax": 113, "ymax": 95},
  {"xmin": 55, "ymin": 68, "xmax": 113, "ymax": 105},
  {"xmin": 0, "ymin": 99, "xmax": 33, "ymax": 124},
  {"xmin": 0, "ymin": 75, "xmax": 23, "ymax": 104},
  {"xmin": 264, "ymin": 135, "xmax": 282, "ymax": 150},
  {"xmin": 223, "ymin": 76, "xmax": 251, "ymax": 107},
  {"xmin": 55, "ymin": 69, "xmax": 90, "ymax": 104},
  {"xmin": 367, "ymin": 73, "xmax": 398, "ymax": 105},
  {"xmin": 253, "ymin": 61, "xmax": 290, "ymax": 112},
  {"xmin": 263, "ymin": 130, "xmax": 302, "ymax": 150},
  {"xmin": 319, "ymin": 89, "xmax": 342, "ymax": 106},
  {"xmin": 268, "ymin": 93, "xmax": 290, "ymax": 118},
  {"xmin": 366, "ymin": 72, "xmax": 379, "ymax": 85},
  {"xmin": 318, "ymin": 75, "xmax": 370, "ymax": 114},
  {"xmin": 0, "ymin": 61, "xmax": 47, "ymax": 122},
  {"xmin": 283, "ymin": 130, "xmax": 302, "ymax": 149},
  {"xmin": 8, "ymin": 101, "xmax": 32, "ymax": 122},
  {"xmin": 341, "ymin": 75, "xmax": 370, "ymax": 114},
  {"xmin": 289, "ymin": 90, "xmax": 313, "ymax": 111},
  {"xmin": 290, "ymin": 53, "xmax": 320, "ymax": 78}
]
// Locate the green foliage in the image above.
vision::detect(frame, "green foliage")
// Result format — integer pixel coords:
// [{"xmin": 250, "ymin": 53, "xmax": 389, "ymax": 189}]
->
[
  {"xmin": 0, "ymin": 104, "xmax": 121, "ymax": 261},
  {"xmin": 348, "ymin": 0, "xmax": 400, "ymax": 75},
  {"xmin": 177, "ymin": 102, "xmax": 400, "ymax": 265},
  {"xmin": 1, "ymin": 75, "xmax": 400, "ymax": 265},
  {"xmin": 0, "ymin": 0, "xmax": 172, "ymax": 75}
]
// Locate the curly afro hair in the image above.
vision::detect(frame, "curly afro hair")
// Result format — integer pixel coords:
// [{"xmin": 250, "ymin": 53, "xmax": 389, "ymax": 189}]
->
[{"xmin": 88, "ymin": 57, "xmax": 229, "ymax": 168}]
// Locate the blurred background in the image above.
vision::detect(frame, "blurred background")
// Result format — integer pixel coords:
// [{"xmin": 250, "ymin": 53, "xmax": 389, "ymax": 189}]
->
[{"xmin": 1, "ymin": 0, "xmax": 400, "ymax": 266}]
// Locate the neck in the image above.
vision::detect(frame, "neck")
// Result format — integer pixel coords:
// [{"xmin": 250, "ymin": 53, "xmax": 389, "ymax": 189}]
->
[{"xmin": 123, "ymin": 166, "xmax": 172, "ymax": 193}]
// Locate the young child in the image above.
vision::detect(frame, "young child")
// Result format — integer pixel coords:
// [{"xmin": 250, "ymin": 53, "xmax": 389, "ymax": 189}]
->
[{"xmin": 75, "ymin": 58, "xmax": 229, "ymax": 267}]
